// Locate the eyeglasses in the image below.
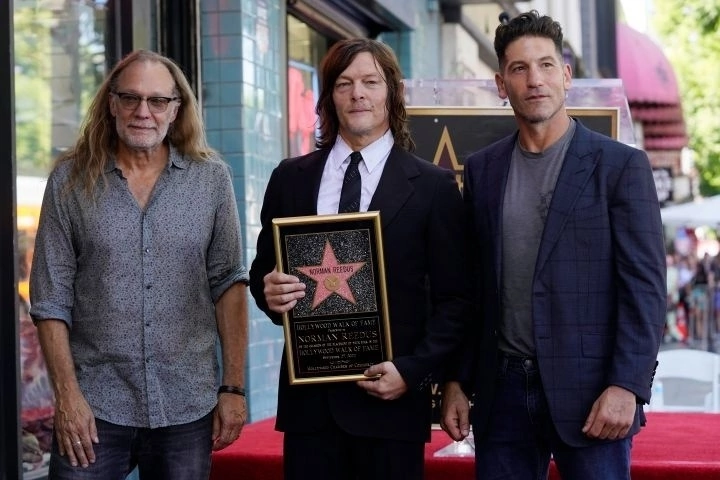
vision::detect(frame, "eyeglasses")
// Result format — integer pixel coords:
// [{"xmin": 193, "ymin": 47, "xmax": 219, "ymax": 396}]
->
[{"xmin": 112, "ymin": 92, "xmax": 180, "ymax": 113}]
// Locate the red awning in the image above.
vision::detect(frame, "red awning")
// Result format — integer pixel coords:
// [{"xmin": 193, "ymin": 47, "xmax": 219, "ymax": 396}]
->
[
  {"xmin": 630, "ymin": 104, "xmax": 684, "ymax": 123},
  {"xmin": 642, "ymin": 122, "xmax": 687, "ymax": 137},
  {"xmin": 616, "ymin": 23, "xmax": 681, "ymax": 105},
  {"xmin": 644, "ymin": 136, "xmax": 688, "ymax": 150}
]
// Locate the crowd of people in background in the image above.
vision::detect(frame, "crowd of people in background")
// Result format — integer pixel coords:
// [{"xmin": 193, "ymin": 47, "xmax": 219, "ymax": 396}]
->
[{"xmin": 665, "ymin": 251, "xmax": 720, "ymax": 345}]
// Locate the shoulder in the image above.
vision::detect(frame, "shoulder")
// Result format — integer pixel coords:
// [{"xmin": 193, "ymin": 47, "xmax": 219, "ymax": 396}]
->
[
  {"xmin": 180, "ymin": 150, "xmax": 234, "ymax": 177},
  {"xmin": 49, "ymin": 158, "xmax": 73, "ymax": 181},
  {"xmin": 45, "ymin": 159, "xmax": 76, "ymax": 194},
  {"xmin": 267, "ymin": 148, "xmax": 329, "ymax": 183},
  {"xmin": 278, "ymin": 148, "xmax": 328, "ymax": 169},
  {"xmin": 573, "ymin": 121, "xmax": 642, "ymax": 154},
  {"xmin": 572, "ymin": 122, "xmax": 649, "ymax": 165}
]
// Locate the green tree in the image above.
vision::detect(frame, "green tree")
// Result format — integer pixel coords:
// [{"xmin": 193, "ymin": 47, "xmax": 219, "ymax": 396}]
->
[
  {"xmin": 14, "ymin": 7, "xmax": 53, "ymax": 176},
  {"xmin": 653, "ymin": 0, "xmax": 720, "ymax": 196}
]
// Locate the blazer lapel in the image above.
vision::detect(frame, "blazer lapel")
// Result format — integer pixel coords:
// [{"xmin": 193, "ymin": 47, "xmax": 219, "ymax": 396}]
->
[
  {"xmin": 368, "ymin": 145, "xmax": 417, "ymax": 229},
  {"xmin": 294, "ymin": 149, "xmax": 330, "ymax": 215},
  {"xmin": 535, "ymin": 123, "xmax": 599, "ymax": 273}
]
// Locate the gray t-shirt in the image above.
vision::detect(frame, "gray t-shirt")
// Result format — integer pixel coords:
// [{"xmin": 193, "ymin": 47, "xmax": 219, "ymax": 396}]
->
[
  {"xmin": 30, "ymin": 146, "xmax": 249, "ymax": 428},
  {"xmin": 499, "ymin": 119, "xmax": 576, "ymax": 356}
]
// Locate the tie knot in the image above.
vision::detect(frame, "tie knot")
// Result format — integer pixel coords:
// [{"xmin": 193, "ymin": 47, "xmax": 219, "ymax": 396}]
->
[{"xmin": 349, "ymin": 151, "xmax": 363, "ymax": 165}]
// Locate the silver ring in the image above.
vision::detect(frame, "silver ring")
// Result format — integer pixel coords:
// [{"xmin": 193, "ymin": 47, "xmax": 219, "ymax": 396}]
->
[{"xmin": 74, "ymin": 441, "xmax": 82, "ymax": 446}]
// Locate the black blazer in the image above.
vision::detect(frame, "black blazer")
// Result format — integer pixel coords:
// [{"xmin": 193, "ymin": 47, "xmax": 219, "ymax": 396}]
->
[
  {"xmin": 461, "ymin": 121, "xmax": 666, "ymax": 446},
  {"xmin": 250, "ymin": 145, "xmax": 472, "ymax": 442}
]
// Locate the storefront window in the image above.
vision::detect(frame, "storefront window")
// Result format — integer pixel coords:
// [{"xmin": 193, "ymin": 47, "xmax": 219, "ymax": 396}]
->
[
  {"xmin": 286, "ymin": 15, "xmax": 329, "ymax": 157},
  {"xmin": 15, "ymin": 2, "xmax": 108, "ymax": 477}
]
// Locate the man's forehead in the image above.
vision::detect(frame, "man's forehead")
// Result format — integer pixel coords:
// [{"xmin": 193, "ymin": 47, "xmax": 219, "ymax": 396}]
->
[{"xmin": 115, "ymin": 61, "xmax": 175, "ymax": 89}]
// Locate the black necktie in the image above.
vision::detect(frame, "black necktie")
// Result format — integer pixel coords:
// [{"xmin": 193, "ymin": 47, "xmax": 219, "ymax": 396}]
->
[{"xmin": 338, "ymin": 151, "xmax": 362, "ymax": 213}]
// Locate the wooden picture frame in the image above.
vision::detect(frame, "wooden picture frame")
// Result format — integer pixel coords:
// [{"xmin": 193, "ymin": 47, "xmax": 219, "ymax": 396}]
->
[{"xmin": 272, "ymin": 211, "xmax": 393, "ymax": 385}]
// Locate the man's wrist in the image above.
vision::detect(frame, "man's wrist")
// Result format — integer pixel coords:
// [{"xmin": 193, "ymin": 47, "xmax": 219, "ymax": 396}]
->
[{"xmin": 218, "ymin": 385, "xmax": 246, "ymax": 397}]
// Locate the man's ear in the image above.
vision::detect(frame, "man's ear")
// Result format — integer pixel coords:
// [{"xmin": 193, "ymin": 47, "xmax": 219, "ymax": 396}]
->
[
  {"xmin": 495, "ymin": 73, "xmax": 508, "ymax": 100},
  {"xmin": 563, "ymin": 63, "xmax": 572, "ymax": 91},
  {"xmin": 109, "ymin": 94, "xmax": 117, "ymax": 117}
]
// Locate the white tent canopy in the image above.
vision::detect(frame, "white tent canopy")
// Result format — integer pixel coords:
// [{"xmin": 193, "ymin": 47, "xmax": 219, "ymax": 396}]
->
[{"xmin": 661, "ymin": 195, "xmax": 720, "ymax": 227}]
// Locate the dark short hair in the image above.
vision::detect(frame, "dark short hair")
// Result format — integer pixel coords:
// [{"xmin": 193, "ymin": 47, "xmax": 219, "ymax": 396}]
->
[
  {"xmin": 315, "ymin": 38, "xmax": 414, "ymax": 151},
  {"xmin": 494, "ymin": 10, "xmax": 564, "ymax": 69}
]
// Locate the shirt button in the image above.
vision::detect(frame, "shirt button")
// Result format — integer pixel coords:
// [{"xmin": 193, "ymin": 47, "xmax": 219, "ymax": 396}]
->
[{"xmin": 145, "ymin": 248, "xmax": 150, "ymax": 253}]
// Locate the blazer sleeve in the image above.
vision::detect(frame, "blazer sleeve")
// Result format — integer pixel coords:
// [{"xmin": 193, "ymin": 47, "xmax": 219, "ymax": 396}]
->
[{"xmin": 606, "ymin": 147, "xmax": 666, "ymax": 403}]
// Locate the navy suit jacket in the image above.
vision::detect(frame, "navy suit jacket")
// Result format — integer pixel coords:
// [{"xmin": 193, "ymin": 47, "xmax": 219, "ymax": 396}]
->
[
  {"xmin": 249, "ymin": 144, "xmax": 472, "ymax": 442},
  {"xmin": 461, "ymin": 121, "xmax": 666, "ymax": 447}
]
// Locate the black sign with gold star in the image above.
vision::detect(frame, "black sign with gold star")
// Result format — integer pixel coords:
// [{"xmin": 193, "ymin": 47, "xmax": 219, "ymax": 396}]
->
[{"xmin": 408, "ymin": 107, "xmax": 619, "ymax": 190}]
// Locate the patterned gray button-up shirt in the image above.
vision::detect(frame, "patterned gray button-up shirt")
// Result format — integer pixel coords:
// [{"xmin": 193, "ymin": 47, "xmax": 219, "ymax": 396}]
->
[{"xmin": 30, "ymin": 146, "xmax": 249, "ymax": 428}]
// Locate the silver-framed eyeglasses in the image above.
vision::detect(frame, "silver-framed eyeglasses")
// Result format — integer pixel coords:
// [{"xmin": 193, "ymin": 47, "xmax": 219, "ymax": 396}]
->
[{"xmin": 112, "ymin": 92, "xmax": 180, "ymax": 113}]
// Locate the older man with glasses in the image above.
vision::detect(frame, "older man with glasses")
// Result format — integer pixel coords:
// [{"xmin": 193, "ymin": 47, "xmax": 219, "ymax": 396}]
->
[{"xmin": 29, "ymin": 50, "xmax": 250, "ymax": 480}]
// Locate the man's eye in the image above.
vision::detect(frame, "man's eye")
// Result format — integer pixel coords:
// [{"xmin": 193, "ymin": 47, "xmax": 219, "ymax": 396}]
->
[{"xmin": 148, "ymin": 97, "xmax": 168, "ymax": 108}]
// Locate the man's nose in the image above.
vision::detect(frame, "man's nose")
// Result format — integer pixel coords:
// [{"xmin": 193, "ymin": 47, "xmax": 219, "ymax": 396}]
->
[
  {"xmin": 350, "ymin": 81, "xmax": 366, "ymax": 98},
  {"xmin": 526, "ymin": 65, "xmax": 543, "ymax": 87}
]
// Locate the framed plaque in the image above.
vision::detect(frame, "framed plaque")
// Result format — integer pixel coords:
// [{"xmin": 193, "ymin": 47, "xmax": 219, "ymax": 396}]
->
[{"xmin": 272, "ymin": 211, "xmax": 392, "ymax": 385}]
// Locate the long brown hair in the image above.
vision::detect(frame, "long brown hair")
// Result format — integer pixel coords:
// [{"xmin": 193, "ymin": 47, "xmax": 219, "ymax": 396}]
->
[
  {"xmin": 56, "ymin": 50, "xmax": 215, "ymax": 198},
  {"xmin": 315, "ymin": 38, "xmax": 414, "ymax": 152}
]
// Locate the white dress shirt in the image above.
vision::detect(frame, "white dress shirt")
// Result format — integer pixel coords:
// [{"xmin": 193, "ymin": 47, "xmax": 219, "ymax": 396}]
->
[{"xmin": 316, "ymin": 129, "xmax": 393, "ymax": 215}]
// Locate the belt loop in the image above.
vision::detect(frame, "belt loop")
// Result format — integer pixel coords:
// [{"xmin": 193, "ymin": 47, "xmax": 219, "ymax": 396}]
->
[{"xmin": 497, "ymin": 350, "xmax": 509, "ymax": 371}]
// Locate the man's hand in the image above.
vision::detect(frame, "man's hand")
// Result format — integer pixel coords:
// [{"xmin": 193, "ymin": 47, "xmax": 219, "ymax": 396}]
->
[
  {"xmin": 356, "ymin": 362, "xmax": 407, "ymax": 400},
  {"xmin": 263, "ymin": 269, "xmax": 306, "ymax": 313},
  {"xmin": 54, "ymin": 390, "xmax": 98, "ymax": 468},
  {"xmin": 212, "ymin": 394, "xmax": 248, "ymax": 451},
  {"xmin": 439, "ymin": 381, "xmax": 471, "ymax": 441},
  {"xmin": 582, "ymin": 385, "xmax": 636, "ymax": 440}
]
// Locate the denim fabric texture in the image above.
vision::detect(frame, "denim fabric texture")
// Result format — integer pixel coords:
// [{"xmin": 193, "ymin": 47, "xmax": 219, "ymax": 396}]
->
[
  {"xmin": 473, "ymin": 353, "xmax": 632, "ymax": 480},
  {"xmin": 48, "ymin": 412, "xmax": 213, "ymax": 480}
]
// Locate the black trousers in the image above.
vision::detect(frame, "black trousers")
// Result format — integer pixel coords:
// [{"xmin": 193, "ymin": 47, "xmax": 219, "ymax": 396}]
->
[{"xmin": 283, "ymin": 420, "xmax": 425, "ymax": 480}]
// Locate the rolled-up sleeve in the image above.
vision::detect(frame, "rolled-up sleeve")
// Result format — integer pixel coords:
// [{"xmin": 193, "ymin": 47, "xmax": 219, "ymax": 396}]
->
[
  {"xmin": 207, "ymin": 162, "xmax": 249, "ymax": 302},
  {"xmin": 29, "ymin": 166, "xmax": 77, "ymax": 327}
]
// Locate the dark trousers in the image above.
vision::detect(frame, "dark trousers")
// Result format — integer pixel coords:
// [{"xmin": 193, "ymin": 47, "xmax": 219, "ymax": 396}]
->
[
  {"xmin": 283, "ymin": 420, "xmax": 425, "ymax": 480},
  {"xmin": 474, "ymin": 353, "xmax": 632, "ymax": 480},
  {"xmin": 48, "ymin": 412, "xmax": 213, "ymax": 480}
]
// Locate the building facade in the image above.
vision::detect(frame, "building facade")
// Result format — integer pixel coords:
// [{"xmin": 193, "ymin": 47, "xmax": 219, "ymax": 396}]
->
[{"xmin": 4, "ymin": 1, "xmax": 684, "ymax": 478}]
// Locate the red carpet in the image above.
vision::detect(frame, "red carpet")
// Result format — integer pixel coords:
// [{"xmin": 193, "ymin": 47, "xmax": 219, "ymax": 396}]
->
[{"xmin": 210, "ymin": 412, "xmax": 720, "ymax": 479}]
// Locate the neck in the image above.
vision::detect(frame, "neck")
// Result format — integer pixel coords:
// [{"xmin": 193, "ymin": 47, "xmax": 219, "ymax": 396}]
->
[
  {"xmin": 116, "ymin": 142, "xmax": 169, "ymax": 172},
  {"xmin": 517, "ymin": 114, "xmax": 571, "ymax": 153}
]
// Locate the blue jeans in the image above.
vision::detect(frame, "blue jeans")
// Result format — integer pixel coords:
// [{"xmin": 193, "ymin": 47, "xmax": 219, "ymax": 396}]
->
[
  {"xmin": 473, "ymin": 353, "xmax": 632, "ymax": 480},
  {"xmin": 48, "ymin": 412, "xmax": 213, "ymax": 480}
]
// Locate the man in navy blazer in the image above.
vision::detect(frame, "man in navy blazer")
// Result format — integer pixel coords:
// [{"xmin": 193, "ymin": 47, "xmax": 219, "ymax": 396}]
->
[
  {"xmin": 249, "ymin": 39, "xmax": 471, "ymax": 480},
  {"xmin": 440, "ymin": 11, "xmax": 666, "ymax": 480}
]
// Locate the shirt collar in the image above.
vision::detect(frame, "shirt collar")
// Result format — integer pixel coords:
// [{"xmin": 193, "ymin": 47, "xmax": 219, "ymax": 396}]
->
[
  {"xmin": 104, "ymin": 143, "xmax": 187, "ymax": 174},
  {"xmin": 330, "ymin": 129, "xmax": 394, "ymax": 173}
]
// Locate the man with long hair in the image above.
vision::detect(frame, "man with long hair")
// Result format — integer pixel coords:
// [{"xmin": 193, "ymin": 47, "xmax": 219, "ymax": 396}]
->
[
  {"xmin": 249, "ymin": 38, "xmax": 472, "ymax": 479},
  {"xmin": 30, "ymin": 50, "xmax": 249, "ymax": 479},
  {"xmin": 440, "ymin": 11, "xmax": 666, "ymax": 480}
]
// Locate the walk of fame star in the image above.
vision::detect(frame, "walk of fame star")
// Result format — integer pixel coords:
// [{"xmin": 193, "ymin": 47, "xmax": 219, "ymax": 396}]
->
[{"xmin": 295, "ymin": 241, "xmax": 366, "ymax": 309}]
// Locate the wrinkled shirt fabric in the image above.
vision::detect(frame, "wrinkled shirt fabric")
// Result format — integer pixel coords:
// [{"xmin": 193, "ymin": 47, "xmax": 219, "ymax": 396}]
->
[{"xmin": 30, "ymin": 146, "xmax": 249, "ymax": 428}]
